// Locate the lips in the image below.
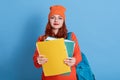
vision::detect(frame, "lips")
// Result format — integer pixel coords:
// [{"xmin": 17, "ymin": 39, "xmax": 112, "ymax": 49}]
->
[{"xmin": 53, "ymin": 23, "xmax": 59, "ymax": 25}]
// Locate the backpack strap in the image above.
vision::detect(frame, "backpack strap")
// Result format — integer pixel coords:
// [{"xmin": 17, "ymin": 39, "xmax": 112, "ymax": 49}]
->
[{"xmin": 67, "ymin": 32, "xmax": 72, "ymax": 40}]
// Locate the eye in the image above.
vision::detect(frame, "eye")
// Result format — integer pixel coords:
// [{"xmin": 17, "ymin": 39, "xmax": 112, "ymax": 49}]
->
[
  {"xmin": 58, "ymin": 17, "xmax": 63, "ymax": 20},
  {"xmin": 50, "ymin": 16, "xmax": 55, "ymax": 19}
]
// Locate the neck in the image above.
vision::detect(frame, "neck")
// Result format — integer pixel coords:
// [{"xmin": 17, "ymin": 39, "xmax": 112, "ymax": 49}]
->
[{"xmin": 52, "ymin": 29, "xmax": 59, "ymax": 35}]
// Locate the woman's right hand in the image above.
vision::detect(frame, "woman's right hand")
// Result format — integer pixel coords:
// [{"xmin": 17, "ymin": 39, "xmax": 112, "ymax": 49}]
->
[{"xmin": 37, "ymin": 55, "xmax": 48, "ymax": 65}]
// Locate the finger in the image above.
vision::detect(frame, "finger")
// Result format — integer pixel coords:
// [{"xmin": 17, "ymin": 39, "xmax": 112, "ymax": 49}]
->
[
  {"xmin": 43, "ymin": 60, "xmax": 48, "ymax": 63},
  {"xmin": 42, "ymin": 59, "xmax": 48, "ymax": 64},
  {"xmin": 64, "ymin": 59, "xmax": 74, "ymax": 63},
  {"xmin": 42, "ymin": 58, "xmax": 48, "ymax": 62},
  {"xmin": 66, "ymin": 60, "xmax": 75, "ymax": 66},
  {"xmin": 39, "ymin": 58, "xmax": 48, "ymax": 62},
  {"xmin": 64, "ymin": 59, "xmax": 69, "ymax": 62},
  {"xmin": 65, "ymin": 62, "xmax": 73, "ymax": 67},
  {"xmin": 40, "ymin": 57, "xmax": 48, "ymax": 60},
  {"xmin": 64, "ymin": 59, "xmax": 69, "ymax": 64},
  {"xmin": 38, "ymin": 60, "xmax": 42, "ymax": 64},
  {"xmin": 69, "ymin": 59, "xmax": 75, "ymax": 63},
  {"xmin": 38, "ymin": 59, "xmax": 48, "ymax": 64},
  {"xmin": 69, "ymin": 58, "xmax": 76, "ymax": 62},
  {"xmin": 64, "ymin": 60, "xmax": 71, "ymax": 65}
]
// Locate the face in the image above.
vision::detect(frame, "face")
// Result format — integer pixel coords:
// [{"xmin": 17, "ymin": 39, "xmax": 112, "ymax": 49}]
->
[{"xmin": 50, "ymin": 15, "xmax": 64, "ymax": 30}]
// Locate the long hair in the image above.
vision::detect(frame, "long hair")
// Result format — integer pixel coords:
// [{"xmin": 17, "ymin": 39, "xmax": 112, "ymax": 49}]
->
[{"xmin": 42, "ymin": 21, "xmax": 68, "ymax": 40}]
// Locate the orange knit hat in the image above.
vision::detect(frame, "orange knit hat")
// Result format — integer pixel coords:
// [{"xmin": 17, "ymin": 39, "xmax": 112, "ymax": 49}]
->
[{"xmin": 48, "ymin": 5, "xmax": 66, "ymax": 20}]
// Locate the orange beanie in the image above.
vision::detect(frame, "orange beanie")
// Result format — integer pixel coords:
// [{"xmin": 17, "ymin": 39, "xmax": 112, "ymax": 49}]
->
[{"xmin": 48, "ymin": 5, "xmax": 66, "ymax": 20}]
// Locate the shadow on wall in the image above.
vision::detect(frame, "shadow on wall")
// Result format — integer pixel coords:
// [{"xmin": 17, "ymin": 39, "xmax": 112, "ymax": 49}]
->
[{"xmin": 12, "ymin": 15, "xmax": 44, "ymax": 80}]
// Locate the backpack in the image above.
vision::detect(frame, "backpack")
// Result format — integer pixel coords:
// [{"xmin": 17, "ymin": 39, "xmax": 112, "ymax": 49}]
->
[{"xmin": 67, "ymin": 32, "xmax": 95, "ymax": 80}]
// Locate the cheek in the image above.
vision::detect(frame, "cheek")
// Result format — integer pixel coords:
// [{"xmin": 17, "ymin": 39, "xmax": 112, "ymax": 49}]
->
[
  {"xmin": 50, "ymin": 20, "xmax": 54, "ymax": 25},
  {"xmin": 60, "ymin": 21, "xmax": 64, "ymax": 25}
]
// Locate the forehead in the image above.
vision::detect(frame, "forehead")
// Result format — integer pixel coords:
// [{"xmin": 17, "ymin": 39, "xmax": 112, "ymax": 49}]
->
[{"xmin": 51, "ymin": 15, "xmax": 62, "ymax": 17}]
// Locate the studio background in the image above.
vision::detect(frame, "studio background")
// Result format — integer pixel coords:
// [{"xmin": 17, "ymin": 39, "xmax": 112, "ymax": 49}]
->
[{"xmin": 0, "ymin": 0, "xmax": 120, "ymax": 80}]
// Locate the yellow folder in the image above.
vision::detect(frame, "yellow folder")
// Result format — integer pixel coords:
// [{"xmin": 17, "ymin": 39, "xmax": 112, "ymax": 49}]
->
[{"xmin": 36, "ymin": 38, "xmax": 71, "ymax": 76}]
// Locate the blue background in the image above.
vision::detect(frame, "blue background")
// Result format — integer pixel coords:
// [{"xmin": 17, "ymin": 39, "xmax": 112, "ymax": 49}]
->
[{"xmin": 0, "ymin": 0, "xmax": 120, "ymax": 80}]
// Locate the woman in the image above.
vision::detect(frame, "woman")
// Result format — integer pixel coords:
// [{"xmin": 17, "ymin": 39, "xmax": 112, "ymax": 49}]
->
[{"xmin": 33, "ymin": 5, "xmax": 82, "ymax": 80}]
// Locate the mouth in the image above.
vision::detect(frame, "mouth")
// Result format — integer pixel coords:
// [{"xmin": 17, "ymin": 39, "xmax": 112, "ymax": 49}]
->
[{"xmin": 53, "ymin": 23, "xmax": 59, "ymax": 25}]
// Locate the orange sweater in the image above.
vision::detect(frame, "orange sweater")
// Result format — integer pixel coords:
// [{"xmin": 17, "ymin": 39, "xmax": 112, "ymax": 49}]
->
[{"xmin": 33, "ymin": 32, "xmax": 82, "ymax": 80}]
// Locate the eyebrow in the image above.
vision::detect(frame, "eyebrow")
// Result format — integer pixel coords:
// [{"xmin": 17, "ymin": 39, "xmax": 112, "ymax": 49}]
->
[
  {"xmin": 50, "ymin": 15, "xmax": 63, "ymax": 19},
  {"xmin": 57, "ymin": 15, "xmax": 62, "ymax": 17}
]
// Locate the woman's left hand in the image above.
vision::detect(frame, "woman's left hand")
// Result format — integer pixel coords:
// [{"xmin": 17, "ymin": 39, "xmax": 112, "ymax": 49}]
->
[{"xmin": 64, "ymin": 57, "xmax": 76, "ymax": 67}]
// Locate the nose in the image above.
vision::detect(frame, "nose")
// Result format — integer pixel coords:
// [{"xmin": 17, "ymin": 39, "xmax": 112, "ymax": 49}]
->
[{"xmin": 54, "ymin": 18, "xmax": 58, "ymax": 22}]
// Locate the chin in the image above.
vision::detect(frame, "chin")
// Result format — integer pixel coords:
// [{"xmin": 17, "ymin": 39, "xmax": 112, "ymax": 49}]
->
[{"xmin": 53, "ymin": 26, "xmax": 61, "ymax": 28}]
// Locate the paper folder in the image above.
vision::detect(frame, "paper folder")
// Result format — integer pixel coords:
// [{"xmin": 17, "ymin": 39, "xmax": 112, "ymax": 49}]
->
[
  {"xmin": 64, "ymin": 40, "xmax": 75, "ymax": 57},
  {"xmin": 36, "ymin": 38, "xmax": 71, "ymax": 76},
  {"xmin": 46, "ymin": 37, "xmax": 75, "ymax": 57}
]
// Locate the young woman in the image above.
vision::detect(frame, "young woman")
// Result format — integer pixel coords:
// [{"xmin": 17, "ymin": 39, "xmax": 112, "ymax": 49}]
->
[{"xmin": 33, "ymin": 5, "xmax": 82, "ymax": 80}]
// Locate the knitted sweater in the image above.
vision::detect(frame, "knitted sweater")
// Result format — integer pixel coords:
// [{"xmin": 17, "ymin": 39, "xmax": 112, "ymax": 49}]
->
[{"xmin": 33, "ymin": 32, "xmax": 82, "ymax": 80}]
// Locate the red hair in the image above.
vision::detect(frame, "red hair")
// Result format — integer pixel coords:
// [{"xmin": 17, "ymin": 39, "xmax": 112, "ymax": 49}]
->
[{"xmin": 41, "ymin": 21, "xmax": 68, "ymax": 40}]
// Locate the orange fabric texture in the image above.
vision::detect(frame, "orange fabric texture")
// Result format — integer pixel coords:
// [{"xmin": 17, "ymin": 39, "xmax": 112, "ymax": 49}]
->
[
  {"xmin": 33, "ymin": 32, "xmax": 82, "ymax": 80},
  {"xmin": 48, "ymin": 5, "xmax": 66, "ymax": 20}
]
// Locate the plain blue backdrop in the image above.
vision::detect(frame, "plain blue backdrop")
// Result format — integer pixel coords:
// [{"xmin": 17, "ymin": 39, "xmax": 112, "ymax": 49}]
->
[{"xmin": 0, "ymin": 0, "xmax": 120, "ymax": 80}]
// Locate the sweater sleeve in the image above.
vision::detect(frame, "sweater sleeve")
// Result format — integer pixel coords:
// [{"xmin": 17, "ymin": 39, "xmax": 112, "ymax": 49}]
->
[
  {"xmin": 71, "ymin": 32, "xmax": 82, "ymax": 66},
  {"xmin": 33, "ymin": 36, "xmax": 43, "ymax": 68}
]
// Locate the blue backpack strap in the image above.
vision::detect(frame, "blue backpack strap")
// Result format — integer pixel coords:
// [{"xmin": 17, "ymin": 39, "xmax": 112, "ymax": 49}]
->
[{"xmin": 67, "ymin": 32, "xmax": 72, "ymax": 40}]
